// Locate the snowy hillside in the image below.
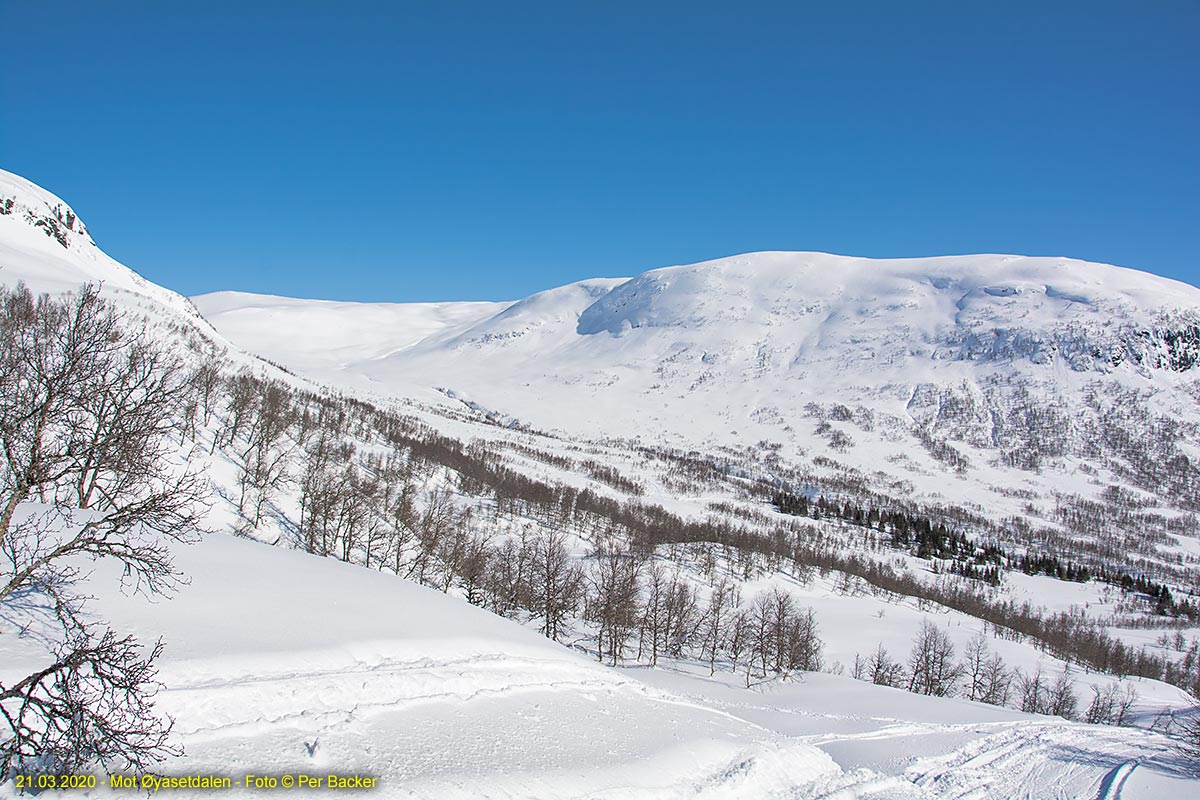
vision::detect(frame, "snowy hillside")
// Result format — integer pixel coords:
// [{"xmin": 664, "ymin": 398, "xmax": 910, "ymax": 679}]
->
[
  {"xmin": 4, "ymin": 526, "xmax": 1194, "ymax": 800},
  {"xmin": 0, "ymin": 169, "xmax": 221, "ymax": 342},
  {"xmin": 0, "ymin": 531, "xmax": 863, "ymax": 799},
  {"xmin": 4, "ymin": 167, "xmax": 1200, "ymax": 798},
  {"xmin": 196, "ymin": 251, "xmax": 1200, "ymax": 580}
]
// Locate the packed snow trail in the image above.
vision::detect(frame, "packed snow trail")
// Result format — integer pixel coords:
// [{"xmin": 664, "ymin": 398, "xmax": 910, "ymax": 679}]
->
[{"xmin": 627, "ymin": 667, "xmax": 1199, "ymax": 800}]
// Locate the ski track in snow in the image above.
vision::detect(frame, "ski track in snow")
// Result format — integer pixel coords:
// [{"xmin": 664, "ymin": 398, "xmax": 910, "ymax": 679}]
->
[
  {"xmin": 118, "ymin": 641, "xmax": 950, "ymax": 798},
  {"xmin": 1095, "ymin": 760, "xmax": 1138, "ymax": 800},
  {"xmin": 161, "ymin": 650, "xmax": 770, "ymax": 741},
  {"xmin": 906, "ymin": 723, "xmax": 1176, "ymax": 800}
]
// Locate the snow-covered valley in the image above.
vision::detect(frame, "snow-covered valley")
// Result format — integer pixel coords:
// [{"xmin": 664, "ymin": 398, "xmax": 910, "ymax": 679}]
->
[
  {"xmin": 194, "ymin": 252, "xmax": 1200, "ymax": 593},
  {"xmin": 3, "ymin": 166, "xmax": 1200, "ymax": 799},
  {"xmin": 194, "ymin": 252, "xmax": 1200, "ymax": 540}
]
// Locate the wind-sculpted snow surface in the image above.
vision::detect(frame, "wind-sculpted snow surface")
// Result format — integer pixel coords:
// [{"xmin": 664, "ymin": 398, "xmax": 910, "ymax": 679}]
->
[
  {"xmin": 0, "ymin": 533, "xmax": 925, "ymax": 799},
  {"xmin": 5, "ymin": 529, "xmax": 1190, "ymax": 799},
  {"xmin": 631, "ymin": 669, "xmax": 1198, "ymax": 800}
]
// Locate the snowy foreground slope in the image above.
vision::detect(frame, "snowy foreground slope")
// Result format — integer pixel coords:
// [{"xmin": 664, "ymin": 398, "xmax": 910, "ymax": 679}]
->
[
  {"xmin": 0, "ymin": 531, "xmax": 887, "ymax": 800},
  {"xmin": 3, "ymin": 530, "xmax": 1193, "ymax": 800}
]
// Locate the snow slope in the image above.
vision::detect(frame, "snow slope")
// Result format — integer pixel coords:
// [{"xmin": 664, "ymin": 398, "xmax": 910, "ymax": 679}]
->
[
  {"xmin": 194, "ymin": 251, "xmax": 1200, "ymax": 558},
  {"xmin": 4, "ymin": 525, "xmax": 1192, "ymax": 799},
  {"xmin": 0, "ymin": 169, "xmax": 221, "ymax": 340},
  {"xmin": 1, "ymin": 528, "xmax": 913, "ymax": 800},
  {"xmin": 632, "ymin": 667, "xmax": 1198, "ymax": 800},
  {"xmin": 193, "ymin": 292, "xmax": 507, "ymax": 372}
]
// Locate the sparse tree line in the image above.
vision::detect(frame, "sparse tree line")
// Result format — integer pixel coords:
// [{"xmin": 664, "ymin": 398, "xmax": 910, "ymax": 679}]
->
[
  {"xmin": 805, "ymin": 380, "xmax": 1200, "ymax": 566},
  {"xmin": 1089, "ymin": 385, "xmax": 1200, "ymax": 512},
  {"xmin": 191, "ymin": 363, "xmax": 1200, "ymax": 702},
  {"xmin": 684, "ymin": 388, "xmax": 1200, "ymax": 589},
  {"xmin": 586, "ymin": 560, "xmax": 823, "ymax": 681},
  {"xmin": 772, "ymin": 489, "xmax": 1200, "ymax": 620},
  {"xmin": 686, "ymin": 431, "xmax": 1200, "ymax": 597},
  {"xmin": 194, "ymin": 366, "xmax": 827, "ymax": 680},
  {"xmin": 852, "ymin": 620, "xmax": 1140, "ymax": 726},
  {"xmin": 194, "ymin": 365, "xmax": 1200, "ymax": 704},
  {"xmin": 931, "ymin": 376, "xmax": 1200, "ymax": 512},
  {"xmin": 211, "ymin": 379, "xmax": 827, "ymax": 678}
]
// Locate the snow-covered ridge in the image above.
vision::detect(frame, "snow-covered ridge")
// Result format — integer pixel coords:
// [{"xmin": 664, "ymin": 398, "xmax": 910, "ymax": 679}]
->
[
  {"xmin": 198, "ymin": 248, "xmax": 1200, "ymax": 408},
  {"xmin": 0, "ymin": 168, "xmax": 260, "ymax": 368},
  {"xmin": 0, "ymin": 168, "xmax": 167, "ymax": 301},
  {"xmin": 583, "ymin": 251, "xmax": 1200, "ymax": 328},
  {"xmin": 198, "ymin": 250, "xmax": 1200, "ymax": 380},
  {"xmin": 575, "ymin": 251, "xmax": 1200, "ymax": 371}
]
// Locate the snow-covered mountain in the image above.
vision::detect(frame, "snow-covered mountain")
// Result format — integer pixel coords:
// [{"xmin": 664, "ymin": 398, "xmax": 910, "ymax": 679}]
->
[
  {"xmin": 7, "ymin": 160, "xmax": 1199, "ymax": 581},
  {"xmin": 0, "ymin": 170, "xmax": 222, "ymax": 342},
  {"xmin": 196, "ymin": 251, "xmax": 1200, "ymax": 575},
  {"xmin": 197, "ymin": 250, "xmax": 1200, "ymax": 397},
  {"xmin": 4, "ymin": 167, "xmax": 1200, "ymax": 799}
]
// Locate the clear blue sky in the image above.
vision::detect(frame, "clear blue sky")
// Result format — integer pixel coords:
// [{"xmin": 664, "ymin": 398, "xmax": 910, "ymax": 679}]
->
[{"xmin": 2, "ymin": 1, "xmax": 1198, "ymax": 301}]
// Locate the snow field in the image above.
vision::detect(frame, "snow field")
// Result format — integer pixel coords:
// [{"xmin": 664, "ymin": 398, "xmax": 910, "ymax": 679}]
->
[
  {"xmin": 4, "ymin": 168, "xmax": 1200, "ymax": 799},
  {"xmin": 3, "ymin": 533, "xmax": 913, "ymax": 800}
]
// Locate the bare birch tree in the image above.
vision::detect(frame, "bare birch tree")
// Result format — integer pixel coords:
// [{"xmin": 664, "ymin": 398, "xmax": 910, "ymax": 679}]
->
[{"xmin": 0, "ymin": 284, "xmax": 205, "ymax": 778}]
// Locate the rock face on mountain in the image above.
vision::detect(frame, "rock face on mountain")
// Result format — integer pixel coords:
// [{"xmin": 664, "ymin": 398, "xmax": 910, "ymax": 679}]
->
[{"xmin": 0, "ymin": 168, "xmax": 222, "ymax": 342}]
